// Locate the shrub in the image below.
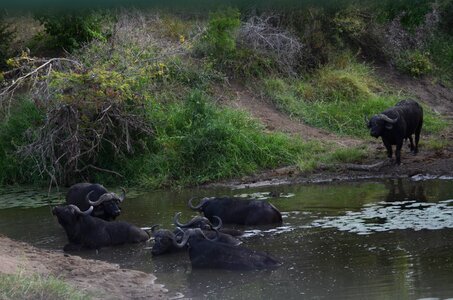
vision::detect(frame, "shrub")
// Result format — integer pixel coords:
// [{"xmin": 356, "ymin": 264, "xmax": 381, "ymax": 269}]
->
[
  {"xmin": 396, "ymin": 50, "xmax": 433, "ymax": 77},
  {"xmin": 195, "ymin": 8, "xmax": 240, "ymax": 67},
  {"xmin": 0, "ymin": 13, "xmax": 14, "ymax": 69},
  {"xmin": 0, "ymin": 98, "xmax": 43, "ymax": 185},
  {"xmin": 35, "ymin": 10, "xmax": 108, "ymax": 51}
]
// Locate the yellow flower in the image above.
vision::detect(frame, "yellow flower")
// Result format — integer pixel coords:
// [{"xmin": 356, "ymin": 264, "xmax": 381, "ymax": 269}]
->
[{"xmin": 179, "ymin": 35, "xmax": 185, "ymax": 43}]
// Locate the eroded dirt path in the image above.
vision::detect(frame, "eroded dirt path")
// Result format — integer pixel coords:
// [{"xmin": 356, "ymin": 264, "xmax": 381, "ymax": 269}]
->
[
  {"xmin": 225, "ymin": 81, "xmax": 363, "ymax": 148},
  {"xmin": 0, "ymin": 235, "xmax": 168, "ymax": 300}
]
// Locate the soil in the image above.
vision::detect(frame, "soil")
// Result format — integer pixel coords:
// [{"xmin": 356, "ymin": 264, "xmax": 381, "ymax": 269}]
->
[
  {"xmin": 0, "ymin": 235, "xmax": 168, "ymax": 299},
  {"xmin": 1, "ymin": 66, "xmax": 452, "ymax": 299}
]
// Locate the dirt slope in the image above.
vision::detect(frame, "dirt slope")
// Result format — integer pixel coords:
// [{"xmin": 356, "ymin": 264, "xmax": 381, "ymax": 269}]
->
[
  {"xmin": 215, "ymin": 73, "xmax": 453, "ymax": 187},
  {"xmin": 0, "ymin": 235, "xmax": 168, "ymax": 300}
]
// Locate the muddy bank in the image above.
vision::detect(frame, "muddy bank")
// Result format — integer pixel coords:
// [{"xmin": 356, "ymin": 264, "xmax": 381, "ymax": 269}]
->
[
  {"xmin": 208, "ymin": 145, "xmax": 453, "ymax": 189},
  {"xmin": 0, "ymin": 235, "xmax": 168, "ymax": 300}
]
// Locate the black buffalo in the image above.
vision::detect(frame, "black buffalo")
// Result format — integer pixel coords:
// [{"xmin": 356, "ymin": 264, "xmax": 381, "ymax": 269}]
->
[
  {"xmin": 151, "ymin": 214, "xmax": 242, "ymax": 256},
  {"xmin": 52, "ymin": 204, "xmax": 149, "ymax": 251},
  {"xmin": 188, "ymin": 197, "xmax": 282, "ymax": 225},
  {"xmin": 66, "ymin": 183, "xmax": 126, "ymax": 221},
  {"xmin": 173, "ymin": 212, "xmax": 243, "ymax": 237},
  {"xmin": 366, "ymin": 99, "xmax": 423, "ymax": 165},
  {"xmin": 175, "ymin": 228, "xmax": 281, "ymax": 270}
]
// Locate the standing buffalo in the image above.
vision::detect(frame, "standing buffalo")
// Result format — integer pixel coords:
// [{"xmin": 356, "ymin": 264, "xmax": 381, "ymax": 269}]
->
[
  {"xmin": 52, "ymin": 204, "xmax": 149, "ymax": 251},
  {"xmin": 66, "ymin": 183, "xmax": 125, "ymax": 221},
  {"xmin": 366, "ymin": 99, "xmax": 423, "ymax": 165},
  {"xmin": 175, "ymin": 228, "xmax": 281, "ymax": 270},
  {"xmin": 188, "ymin": 197, "xmax": 282, "ymax": 225}
]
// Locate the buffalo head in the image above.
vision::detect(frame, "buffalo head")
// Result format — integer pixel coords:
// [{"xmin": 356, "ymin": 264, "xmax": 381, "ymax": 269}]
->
[
  {"xmin": 150, "ymin": 225, "xmax": 182, "ymax": 256},
  {"xmin": 366, "ymin": 113, "xmax": 398, "ymax": 138},
  {"xmin": 86, "ymin": 187, "xmax": 125, "ymax": 220}
]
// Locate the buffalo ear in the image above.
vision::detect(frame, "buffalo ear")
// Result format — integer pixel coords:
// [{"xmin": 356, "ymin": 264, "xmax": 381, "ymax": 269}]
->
[{"xmin": 385, "ymin": 123, "xmax": 393, "ymax": 130}]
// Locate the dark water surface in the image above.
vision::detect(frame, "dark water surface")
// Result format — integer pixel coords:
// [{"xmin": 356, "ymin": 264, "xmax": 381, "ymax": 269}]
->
[{"xmin": 1, "ymin": 178, "xmax": 453, "ymax": 299}]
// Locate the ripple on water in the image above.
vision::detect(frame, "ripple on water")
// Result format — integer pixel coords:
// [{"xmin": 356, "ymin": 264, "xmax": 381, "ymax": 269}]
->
[{"xmin": 311, "ymin": 199, "xmax": 453, "ymax": 234}]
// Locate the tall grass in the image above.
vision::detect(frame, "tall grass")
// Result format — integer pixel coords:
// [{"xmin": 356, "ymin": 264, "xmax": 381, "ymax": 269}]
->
[{"xmin": 0, "ymin": 272, "xmax": 90, "ymax": 300}]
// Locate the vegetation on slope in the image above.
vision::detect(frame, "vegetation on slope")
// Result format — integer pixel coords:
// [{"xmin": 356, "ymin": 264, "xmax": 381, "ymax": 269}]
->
[{"xmin": 0, "ymin": 0, "xmax": 451, "ymax": 187}]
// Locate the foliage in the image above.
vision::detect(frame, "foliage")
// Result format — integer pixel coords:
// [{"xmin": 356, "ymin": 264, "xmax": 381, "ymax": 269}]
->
[
  {"xmin": 0, "ymin": 13, "xmax": 15, "ymax": 69},
  {"xmin": 372, "ymin": 0, "xmax": 434, "ymax": 29},
  {"xmin": 426, "ymin": 33, "xmax": 453, "ymax": 84},
  {"xmin": 35, "ymin": 10, "xmax": 108, "ymax": 51},
  {"xmin": 197, "ymin": 8, "xmax": 240, "ymax": 61},
  {"xmin": 0, "ymin": 98, "xmax": 43, "ymax": 185},
  {"xmin": 95, "ymin": 91, "xmax": 308, "ymax": 188},
  {"xmin": 0, "ymin": 272, "xmax": 90, "ymax": 300},
  {"xmin": 396, "ymin": 50, "xmax": 433, "ymax": 77}
]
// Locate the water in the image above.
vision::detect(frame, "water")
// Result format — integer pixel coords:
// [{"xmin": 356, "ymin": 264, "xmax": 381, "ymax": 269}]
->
[{"xmin": 1, "ymin": 178, "xmax": 453, "ymax": 299}]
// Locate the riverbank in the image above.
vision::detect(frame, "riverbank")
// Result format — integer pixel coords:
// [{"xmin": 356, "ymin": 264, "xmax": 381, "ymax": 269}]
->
[{"xmin": 0, "ymin": 235, "xmax": 168, "ymax": 300}]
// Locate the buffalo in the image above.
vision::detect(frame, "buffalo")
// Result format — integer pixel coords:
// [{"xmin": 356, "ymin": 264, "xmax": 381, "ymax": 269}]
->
[
  {"xmin": 173, "ymin": 212, "xmax": 243, "ymax": 237},
  {"xmin": 52, "ymin": 204, "xmax": 149, "ymax": 251},
  {"xmin": 366, "ymin": 99, "xmax": 423, "ymax": 165},
  {"xmin": 188, "ymin": 196, "xmax": 282, "ymax": 225},
  {"xmin": 175, "ymin": 228, "xmax": 281, "ymax": 270},
  {"xmin": 151, "ymin": 214, "xmax": 242, "ymax": 256},
  {"xmin": 66, "ymin": 183, "xmax": 125, "ymax": 221}
]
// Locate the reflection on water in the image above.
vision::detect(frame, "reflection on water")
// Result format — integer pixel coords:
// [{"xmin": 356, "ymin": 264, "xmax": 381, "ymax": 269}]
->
[{"xmin": 1, "ymin": 179, "xmax": 453, "ymax": 299}]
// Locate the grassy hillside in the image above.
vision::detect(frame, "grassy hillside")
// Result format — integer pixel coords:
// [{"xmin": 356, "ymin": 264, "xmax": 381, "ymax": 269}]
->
[{"xmin": 0, "ymin": 1, "xmax": 451, "ymax": 188}]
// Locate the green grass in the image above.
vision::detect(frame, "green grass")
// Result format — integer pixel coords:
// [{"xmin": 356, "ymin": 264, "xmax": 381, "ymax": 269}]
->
[
  {"xmin": 263, "ymin": 57, "xmax": 448, "ymax": 138},
  {"xmin": 0, "ymin": 272, "xmax": 91, "ymax": 300},
  {"xmin": 0, "ymin": 98, "xmax": 44, "ymax": 185}
]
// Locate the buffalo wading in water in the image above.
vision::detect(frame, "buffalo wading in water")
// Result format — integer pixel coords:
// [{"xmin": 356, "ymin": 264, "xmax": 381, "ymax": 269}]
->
[
  {"xmin": 66, "ymin": 183, "xmax": 126, "ymax": 221},
  {"xmin": 188, "ymin": 196, "xmax": 282, "ymax": 226},
  {"xmin": 173, "ymin": 212, "xmax": 243, "ymax": 237},
  {"xmin": 151, "ymin": 214, "xmax": 242, "ymax": 256},
  {"xmin": 366, "ymin": 99, "xmax": 423, "ymax": 165},
  {"xmin": 52, "ymin": 204, "xmax": 149, "ymax": 251},
  {"xmin": 174, "ymin": 228, "xmax": 281, "ymax": 270}
]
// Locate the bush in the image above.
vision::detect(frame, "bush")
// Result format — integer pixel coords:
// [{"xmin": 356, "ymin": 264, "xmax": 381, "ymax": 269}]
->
[
  {"xmin": 396, "ymin": 50, "xmax": 433, "ymax": 77},
  {"xmin": 195, "ymin": 8, "xmax": 240, "ymax": 69},
  {"xmin": 35, "ymin": 10, "xmax": 108, "ymax": 51},
  {"xmin": 0, "ymin": 98, "xmax": 43, "ymax": 185},
  {"xmin": 0, "ymin": 13, "xmax": 14, "ymax": 69}
]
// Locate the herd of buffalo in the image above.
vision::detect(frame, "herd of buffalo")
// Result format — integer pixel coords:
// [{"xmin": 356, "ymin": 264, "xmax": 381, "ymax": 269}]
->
[
  {"xmin": 53, "ymin": 183, "xmax": 283, "ymax": 270},
  {"xmin": 52, "ymin": 99, "xmax": 424, "ymax": 270}
]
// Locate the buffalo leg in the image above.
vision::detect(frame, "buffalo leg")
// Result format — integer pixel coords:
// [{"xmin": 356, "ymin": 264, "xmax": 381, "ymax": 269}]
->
[
  {"xmin": 408, "ymin": 136, "xmax": 415, "ymax": 153},
  {"xmin": 414, "ymin": 126, "xmax": 422, "ymax": 154},
  {"xmin": 383, "ymin": 140, "xmax": 393, "ymax": 159},
  {"xmin": 395, "ymin": 141, "xmax": 403, "ymax": 165}
]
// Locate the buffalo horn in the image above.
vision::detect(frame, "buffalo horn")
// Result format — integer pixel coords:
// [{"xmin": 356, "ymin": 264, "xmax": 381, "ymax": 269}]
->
[
  {"xmin": 174, "ymin": 228, "xmax": 190, "ymax": 248},
  {"xmin": 211, "ymin": 216, "xmax": 223, "ymax": 230},
  {"xmin": 173, "ymin": 212, "xmax": 210, "ymax": 228},
  {"xmin": 150, "ymin": 224, "xmax": 161, "ymax": 233},
  {"xmin": 364, "ymin": 115, "xmax": 369, "ymax": 124},
  {"xmin": 188, "ymin": 197, "xmax": 209, "ymax": 210},
  {"xmin": 378, "ymin": 113, "xmax": 398, "ymax": 123},
  {"xmin": 87, "ymin": 192, "xmax": 113, "ymax": 206},
  {"xmin": 69, "ymin": 204, "xmax": 93, "ymax": 215}
]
